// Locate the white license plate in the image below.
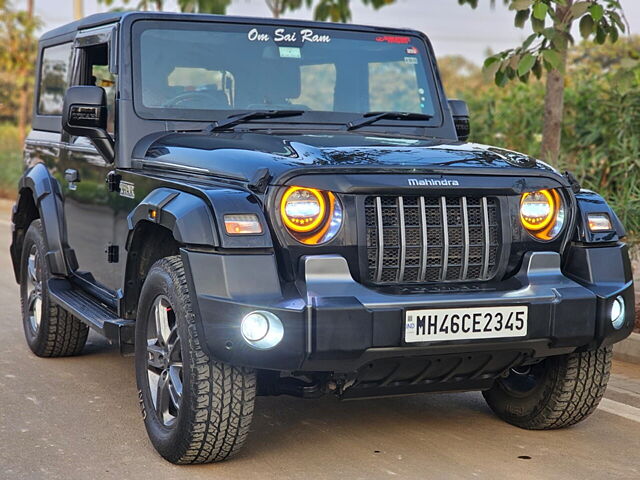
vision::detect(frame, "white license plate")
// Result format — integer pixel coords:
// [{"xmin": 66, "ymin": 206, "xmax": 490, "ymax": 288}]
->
[{"xmin": 404, "ymin": 305, "xmax": 528, "ymax": 343}]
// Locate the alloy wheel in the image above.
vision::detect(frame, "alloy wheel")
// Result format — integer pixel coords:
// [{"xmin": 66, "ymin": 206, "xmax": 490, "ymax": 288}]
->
[
  {"xmin": 25, "ymin": 244, "xmax": 43, "ymax": 335},
  {"xmin": 146, "ymin": 295, "xmax": 183, "ymax": 427}
]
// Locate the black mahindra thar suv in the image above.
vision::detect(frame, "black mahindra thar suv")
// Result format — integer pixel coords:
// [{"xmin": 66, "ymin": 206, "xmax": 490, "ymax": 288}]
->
[{"xmin": 10, "ymin": 11, "xmax": 634, "ymax": 464}]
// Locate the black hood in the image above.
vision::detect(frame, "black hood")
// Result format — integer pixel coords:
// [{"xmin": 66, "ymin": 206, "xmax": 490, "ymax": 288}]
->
[{"xmin": 136, "ymin": 130, "xmax": 560, "ymax": 183}]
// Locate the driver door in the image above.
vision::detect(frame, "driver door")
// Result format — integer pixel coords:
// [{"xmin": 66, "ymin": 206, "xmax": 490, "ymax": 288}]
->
[{"xmin": 60, "ymin": 27, "xmax": 120, "ymax": 297}]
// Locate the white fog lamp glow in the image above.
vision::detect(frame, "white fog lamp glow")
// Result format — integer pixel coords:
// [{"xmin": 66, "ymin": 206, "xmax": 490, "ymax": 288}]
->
[
  {"xmin": 519, "ymin": 189, "xmax": 565, "ymax": 240},
  {"xmin": 240, "ymin": 311, "xmax": 284, "ymax": 349},
  {"xmin": 610, "ymin": 296, "xmax": 625, "ymax": 330}
]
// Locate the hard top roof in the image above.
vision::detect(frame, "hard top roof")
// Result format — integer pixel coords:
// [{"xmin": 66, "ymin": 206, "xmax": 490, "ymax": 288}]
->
[
  {"xmin": 40, "ymin": 12, "xmax": 126, "ymax": 41},
  {"xmin": 40, "ymin": 11, "xmax": 422, "ymax": 42}
]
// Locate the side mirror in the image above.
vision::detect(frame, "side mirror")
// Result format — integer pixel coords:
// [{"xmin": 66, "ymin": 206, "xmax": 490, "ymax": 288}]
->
[
  {"xmin": 63, "ymin": 86, "xmax": 114, "ymax": 162},
  {"xmin": 448, "ymin": 99, "xmax": 470, "ymax": 142}
]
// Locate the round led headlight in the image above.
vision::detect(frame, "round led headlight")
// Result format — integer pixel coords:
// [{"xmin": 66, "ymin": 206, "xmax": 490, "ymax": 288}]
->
[
  {"xmin": 520, "ymin": 189, "xmax": 565, "ymax": 240},
  {"xmin": 281, "ymin": 187, "xmax": 326, "ymax": 233},
  {"xmin": 280, "ymin": 186, "xmax": 343, "ymax": 245}
]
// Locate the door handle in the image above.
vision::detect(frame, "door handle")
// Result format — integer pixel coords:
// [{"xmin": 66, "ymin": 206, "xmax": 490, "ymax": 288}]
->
[{"xmin": 64, "ymin": 169, "xmax": 80, "ymax": 190}]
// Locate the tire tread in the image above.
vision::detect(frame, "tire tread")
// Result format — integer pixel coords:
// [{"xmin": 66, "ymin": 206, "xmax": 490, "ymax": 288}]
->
[
  {"xmin": 21, "ymin": 220, "xmax": 88, "ymax": 358},
  {"xmin": 152, "ymin": 256, "xmax": 255, "ymax": 464},
  {"xmin": 484, "ymin": 346, "xmax": 612, "ymax": 430}
]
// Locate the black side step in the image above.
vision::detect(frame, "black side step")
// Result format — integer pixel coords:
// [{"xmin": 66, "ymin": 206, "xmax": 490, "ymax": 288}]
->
[{"xmin": 48, "ymin": 278, "xmax": 135, "ymax": 355}]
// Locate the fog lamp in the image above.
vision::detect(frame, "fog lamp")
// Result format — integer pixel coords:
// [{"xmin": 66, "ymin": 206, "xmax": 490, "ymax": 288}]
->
[
  {"xmin": 610, "ymin": 296, "xmax": 625, "ymax": 330},
  {"xmin": 240, "ymin": 311, "xmax": 284, "ymax": 349}
]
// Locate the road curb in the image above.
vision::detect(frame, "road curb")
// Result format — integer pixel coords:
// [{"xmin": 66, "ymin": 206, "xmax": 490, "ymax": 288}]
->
[{"xmin": 614, "ymin": 332, "xmax": 640, "ymax": 365}]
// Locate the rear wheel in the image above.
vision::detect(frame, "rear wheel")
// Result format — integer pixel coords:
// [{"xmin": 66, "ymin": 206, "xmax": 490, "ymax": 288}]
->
[
  {"xmin": 135, "ymin": 256, "xmax": 256, "ymax": 464},
  {"xmin": 483, "ymin": 346, "xmax": 612, "ymax": 430},
  {"xmin": 20, "ymin": 219, "xmax": 88, "ymax": 357}
]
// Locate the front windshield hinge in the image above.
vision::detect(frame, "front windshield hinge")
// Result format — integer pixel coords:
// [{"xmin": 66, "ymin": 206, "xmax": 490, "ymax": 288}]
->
[
  {"xmin": 564, "ymin": 171, "xmax": 581, "ymax": 193},
  {"xmin": 248, "ymin": 168, "xmax": 272, "ymax": 194}
]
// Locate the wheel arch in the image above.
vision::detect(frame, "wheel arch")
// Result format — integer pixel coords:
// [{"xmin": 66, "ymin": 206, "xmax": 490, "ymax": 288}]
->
[
  {"xmin": 122, "ymin": 220, "xmax": 181, "ymax": 318},
  {"xmin": 11, "ymin": 163, "xmax": 76, "ymax": 283},
  {"xmin": 122, "ymin": 186, "xmax": 273, "ymax": 320}
]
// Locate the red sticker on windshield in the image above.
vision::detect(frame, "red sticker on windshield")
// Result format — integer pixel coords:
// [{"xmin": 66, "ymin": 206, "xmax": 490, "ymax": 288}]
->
[
  {"xmin": 406, "ymin": 46, "xmax": 418, "ymax": 55},
  {"xmin": 375, "ymin": 35, "xmax": 410, "ymax": 44}
]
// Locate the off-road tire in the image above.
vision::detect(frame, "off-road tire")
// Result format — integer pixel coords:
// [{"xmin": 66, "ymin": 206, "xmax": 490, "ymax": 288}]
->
[
  {"xmin": 20, "ymin": 219, "xmax": 89, "ymax": 357},
  {"xmin": 135, "ymin": 256, "xmax": 256, "ymax": 464},
  {"xmin": 483, "ymin": 346, "xmax": 612, "ymax": 430}
]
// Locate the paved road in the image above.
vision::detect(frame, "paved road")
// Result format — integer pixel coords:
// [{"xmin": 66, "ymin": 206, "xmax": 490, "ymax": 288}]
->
[{"xmin": 1, "ymin": 207, "xmax": 640, "ymax": 480}]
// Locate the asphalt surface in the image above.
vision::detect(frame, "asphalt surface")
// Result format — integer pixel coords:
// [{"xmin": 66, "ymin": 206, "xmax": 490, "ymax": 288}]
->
[{"xmin": 1, "ymin": 201, "xmax": 640, "ymax": 480}]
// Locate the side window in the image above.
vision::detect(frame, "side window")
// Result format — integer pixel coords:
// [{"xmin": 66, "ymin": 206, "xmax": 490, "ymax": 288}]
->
[
  {"xmin": 38, "ymin": 43, "xmax": 72, "ymax": 115},
  {"xmin": 79, "ymin": 43, "xmax": 117, "ymax": 133},
  {"xmin": 293, "ymin": 64, "xmax": 336, "ymax": 111},
  {"xmin": 368, "ymin": 61, "xmax": 423, "ymax": 113}
]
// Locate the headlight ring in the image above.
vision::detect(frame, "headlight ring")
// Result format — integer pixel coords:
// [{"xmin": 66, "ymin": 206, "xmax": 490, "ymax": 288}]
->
[
  {"xmin": 280, "ymin": 186, "xmax": 343, "ymax": 245},
  {"xmin": 519, "ymin": 188, "xmax": 566, "ymax": 241}
]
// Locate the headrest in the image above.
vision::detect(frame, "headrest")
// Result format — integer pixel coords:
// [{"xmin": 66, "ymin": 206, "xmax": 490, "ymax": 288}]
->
[{"xmin": 263, "ymin": 60, "xmax": 301, "ymax": 101}]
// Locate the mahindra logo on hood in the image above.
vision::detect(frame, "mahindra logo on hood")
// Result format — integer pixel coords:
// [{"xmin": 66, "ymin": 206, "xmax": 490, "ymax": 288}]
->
[{"xmin": 408, "ymin": 178, "xmax": 460, "ymax": 186}]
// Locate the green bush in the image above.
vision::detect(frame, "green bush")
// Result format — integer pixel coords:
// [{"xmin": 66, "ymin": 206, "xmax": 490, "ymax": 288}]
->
[{"xmin": 0, "ymin": 122, "xmax": 23, "ymax": 198}]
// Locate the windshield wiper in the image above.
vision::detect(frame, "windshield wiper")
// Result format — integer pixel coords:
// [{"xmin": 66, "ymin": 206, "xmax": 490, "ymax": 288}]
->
[
  {"xmin": 347, "ymin": 111, "xmax": 433, "ymax": 131},
  {"xmin": 207, "ymin": 109, "xmax": 305, "ymax": 132}
]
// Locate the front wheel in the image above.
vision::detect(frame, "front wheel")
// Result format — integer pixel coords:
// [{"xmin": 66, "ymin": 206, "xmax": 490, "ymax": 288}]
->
[
  {"xmin": 135, "ymin": 256, "xmax": 256, "ymax": 464},
  {"xmin": 483, "ymin": 346, "xmax": 612, "ymax": 430}
]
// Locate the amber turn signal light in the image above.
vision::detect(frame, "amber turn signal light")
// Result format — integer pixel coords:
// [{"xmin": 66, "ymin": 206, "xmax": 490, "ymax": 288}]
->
[
  {"xmin": 224, "ymin": 214, "xmax": 263, "ymax": 235},
  {"xmin": 587, "ymin": 213, "xmax": 613, "ymax": 232}
]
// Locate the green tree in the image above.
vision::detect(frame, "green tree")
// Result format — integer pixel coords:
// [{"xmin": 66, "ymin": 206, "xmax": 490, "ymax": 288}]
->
[
  {"xmin": 439, "ymin": 36, "xmax": 640, "ymax": 236},
  {"xmin": 178, "ymin": 0, "xmax": 232, "ymax": 14},
  {"xmin": 254, "ymin": 0, "xmax": 398, "ymax": 21},
  {"xmin": 0, "ymin": 0, "xmax": 39, "ymax": 143},
  {"xmin": 265, "ymin": 0, "xmax": 307, "ymax": 18},
  {"xmin": 100, "ymin": 0, "xmax": 396, "ymax": 21},
  {"xmin": 98, "ymin": 0, "xmax": 165, "ymax": 10},
  {"xmin": 458, "ymin": 0, "xmax": 628, "ymax": 167},
  {"xmin": 309, "ymin": 0, "xmax": 395, "ymax": 22}
]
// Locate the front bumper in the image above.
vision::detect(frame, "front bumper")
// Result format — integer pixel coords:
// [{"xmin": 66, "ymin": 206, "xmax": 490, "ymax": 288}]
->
[{"xmin": 181, "ymin": 243, "xmax": 634, "ymax": 374}]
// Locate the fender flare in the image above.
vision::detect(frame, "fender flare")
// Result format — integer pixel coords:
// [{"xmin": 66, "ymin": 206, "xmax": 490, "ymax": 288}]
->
[
  {"xmin": 127, "ymin": 188, "xmax": 220, "ymax": 247},
  {"xmin": 12, "ymin": 163, "xmax": 76, "ymax": 280},
  {"xmin": 127, "ymin": 187, "xmax": 273, "ymax": 249}
]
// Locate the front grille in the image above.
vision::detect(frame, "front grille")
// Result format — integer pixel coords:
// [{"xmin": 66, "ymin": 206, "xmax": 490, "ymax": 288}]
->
[{"xmin": 364, "ymin": 195, "xmax": 500, "ymax": 284}]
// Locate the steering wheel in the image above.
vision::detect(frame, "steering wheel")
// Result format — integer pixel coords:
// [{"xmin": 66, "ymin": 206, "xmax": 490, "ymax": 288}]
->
[{"xmin": 164, "ymin": 90, "xmax": 228, "ymax": 109}]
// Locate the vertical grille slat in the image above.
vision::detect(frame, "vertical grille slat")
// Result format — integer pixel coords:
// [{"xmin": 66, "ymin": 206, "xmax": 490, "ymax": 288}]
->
[
  {"xmin": 440, "ymin": 196, "xmax": 449, "ymax": 280},
  {"xmin": 418, "ymin": 196, "xmax": 428, "ymax": 282},
  {"xmin": 398, "ymin": 196, "xmax": 406, "ymax": 283},
  {"xmin": 461, "ymin": 196, "xmax": 470, "ymax": 280},
  {"xmin": 364, "ymin": 194, "xmax": 501, "ymax": 285},
  {"xmin": 481, "ymin": 197, "xmax": 491, "ymax": 280},
  {"xmin": 375, "ymin": 196, "xmax": 384, "ymax": 283}
]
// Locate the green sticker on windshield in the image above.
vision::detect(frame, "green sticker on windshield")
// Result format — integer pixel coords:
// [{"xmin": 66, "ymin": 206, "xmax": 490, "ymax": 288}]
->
[{"xmin": 279, "ymin": 46, "xmax": 301, "ymax": 58}]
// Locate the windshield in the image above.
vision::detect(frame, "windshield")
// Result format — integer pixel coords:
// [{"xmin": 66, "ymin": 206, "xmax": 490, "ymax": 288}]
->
[{"xmin": 132, "ymin": 20, "xmax": 442, "ymax": 126}]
